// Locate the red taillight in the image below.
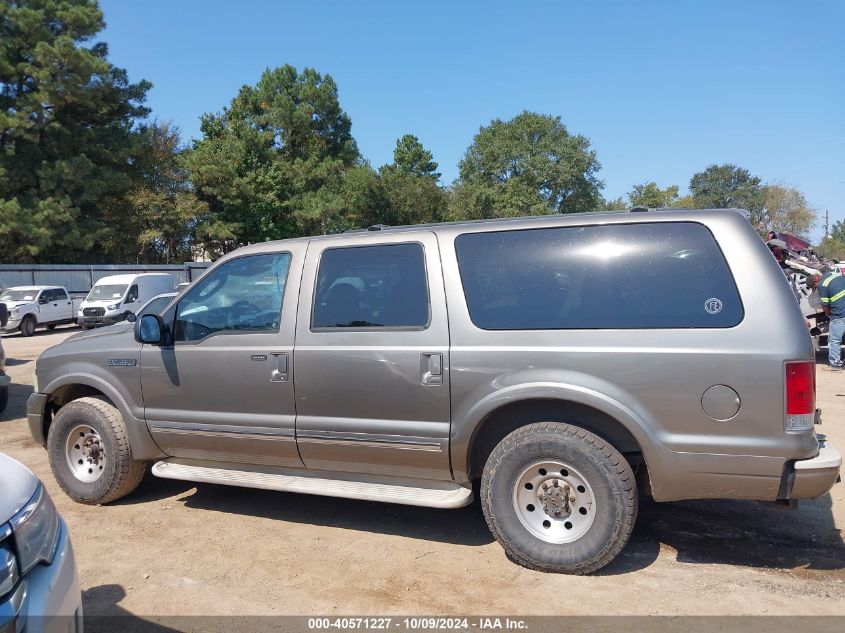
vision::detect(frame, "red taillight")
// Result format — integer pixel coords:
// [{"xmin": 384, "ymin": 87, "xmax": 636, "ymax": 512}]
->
[{"xmin": 785, "ymin": 361, "xmax": 816, "ymax": 431}]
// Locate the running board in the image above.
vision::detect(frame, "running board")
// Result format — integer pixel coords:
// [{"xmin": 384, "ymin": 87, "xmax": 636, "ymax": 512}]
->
[{"xmin": 151, "ymin": 459, "xmax": 473, "ymax": 509}]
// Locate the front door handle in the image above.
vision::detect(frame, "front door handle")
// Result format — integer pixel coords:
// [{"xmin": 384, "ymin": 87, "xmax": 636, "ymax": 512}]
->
[
  {"xmin": 270, "ymin": 352, "xmax": 288, "ymax": 382},
  {"xmin": 420, "ymin": 353, "xmax": 443, "ymax": 385}
]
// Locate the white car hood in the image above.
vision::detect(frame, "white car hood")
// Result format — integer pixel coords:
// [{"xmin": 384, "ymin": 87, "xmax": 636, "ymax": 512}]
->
[
  {"xmin": 1, "ymin": 301, "xmax": 36, "ymax": 309},
  {"xmin": 80, "ymin": 300, "xmax": 119, "ymax": 307},
  {"xmin": 0, "ymin": 453, "xmax": 38, "ymax": 523}
]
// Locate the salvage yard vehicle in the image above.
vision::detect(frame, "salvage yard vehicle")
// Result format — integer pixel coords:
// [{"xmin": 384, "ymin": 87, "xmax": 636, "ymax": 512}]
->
[
  {"xmin": 77, "ymin": 273, "xmax": 175, "ymax": 329},
  {"xmin": 0, "ymin": 286, "xmax": 82, "ymax": 337},
  {"xmin": 26, "ymin": 209, "xmax": 842, "ymax": 574},
  {"xmin": 0, "ymin": 452, "xmax": 83, "ymax": 630}
]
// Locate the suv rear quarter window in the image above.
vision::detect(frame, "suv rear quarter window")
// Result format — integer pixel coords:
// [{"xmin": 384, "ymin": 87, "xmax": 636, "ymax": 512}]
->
[{"xmin": 455, "ymin": 221, "xmax": 743, "ymax": 330}]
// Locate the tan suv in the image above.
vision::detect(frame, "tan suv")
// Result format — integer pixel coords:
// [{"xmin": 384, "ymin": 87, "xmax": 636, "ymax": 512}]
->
[{"xmin": 26, "ymin": 209, "xmax": 842, "ymax": 574}]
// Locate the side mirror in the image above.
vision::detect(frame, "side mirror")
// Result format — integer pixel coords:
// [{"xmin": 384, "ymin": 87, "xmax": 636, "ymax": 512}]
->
[
  {"xmin": 125, "ymin": 311, "xmax": 137, "ymax": 323},
  {"xmin": 38, "ymin": 296, "xmax": 49, "ymax": 305},
  {"xmin": 136, "ymin": 314, "xmax": 164, "ymax": 345}
]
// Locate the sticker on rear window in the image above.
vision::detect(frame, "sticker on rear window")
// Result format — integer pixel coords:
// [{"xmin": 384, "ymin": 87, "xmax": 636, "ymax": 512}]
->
[{"xmin": 704, "ymin": 298, "xmax": 723, "ymax": 314}]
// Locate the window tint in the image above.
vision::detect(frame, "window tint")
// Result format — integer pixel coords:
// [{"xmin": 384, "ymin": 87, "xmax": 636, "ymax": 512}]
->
[
  {"xmin": 175, "ymin": 253, "xmax": 291, "ymax": 342},
  {"xmin": 54, "ymin": 289, "xmax": 68, "ymax": 300},
  {"xmin": 313, "ymin": 243, "xmax": 429, "ymax": 329},
  {"xmin": 137, "ymin": 295, "xmax": 172, "ymax": 317},
  {"xmin": 455, "ymin": 222, "xmax": 743, "ymax": 330},
  {"xmin": 125, "ymin": 284, "xmax": 139, "ymax": 304}
]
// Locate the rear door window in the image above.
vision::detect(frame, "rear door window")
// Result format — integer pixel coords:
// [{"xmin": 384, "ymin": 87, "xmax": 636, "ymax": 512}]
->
[
  {"xmin": 455, "ymin": 222, "xmax": 743, "ymax": 329},
  {"xmin": 312, "ymin": 243, "xmax": 430, "ymax": 329}
]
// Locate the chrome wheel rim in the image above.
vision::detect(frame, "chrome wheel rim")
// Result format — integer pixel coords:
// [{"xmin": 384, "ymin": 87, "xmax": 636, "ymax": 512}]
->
[
  {"xmin": 512, "ymin": 460, "xmax": 596, "ymax": 544},
  {"xmin": 65, "ymin": 425, "xmax": 106, "ymax": 482}
]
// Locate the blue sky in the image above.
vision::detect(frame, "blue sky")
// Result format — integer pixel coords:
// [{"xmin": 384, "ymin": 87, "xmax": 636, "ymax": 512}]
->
[{"xmin": 100, "ymin": 0, "xmax": 844, "ymax": 241}]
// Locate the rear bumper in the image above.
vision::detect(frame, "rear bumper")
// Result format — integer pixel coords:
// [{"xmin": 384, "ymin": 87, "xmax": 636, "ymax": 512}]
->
[
  {"xmin": 27, "ymin": 392, "xmax": 49, "ymax": 446},
  {"xmin": 788, "ymin": 437, "xmax": 842, "ymax": 499}
]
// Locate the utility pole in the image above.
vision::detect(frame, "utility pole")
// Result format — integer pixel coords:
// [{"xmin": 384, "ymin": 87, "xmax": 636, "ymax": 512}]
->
[{"xmin": 825, "ymin": 209, "xmax": 830, "ymax": 239}]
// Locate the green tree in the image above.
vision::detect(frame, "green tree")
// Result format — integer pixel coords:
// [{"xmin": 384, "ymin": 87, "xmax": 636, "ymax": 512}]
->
[
  {"xmin": 689, "ymin": 163, "xmax": 765, "ymax": 229},
  {"xmin": 672, "ymin": 194, "xmax": 697, "ymax": 208},
  {"xmin": 761, "ymin": 183, "xmax": 816, "ymax": 237},
  {"xmin": 184, "ymin": 65, "xmax": 359, "ymax": 255},
  {"xmin": 449, "ymin": 111, "xmax": 603, "ymax": 220},
  {"xmin": 391, "ymin": 133, "xmax": 440, "ymax": 180},
  {"xmin": 126, "ymin": 121, "xmax": 206, "ymax": 263},
  {"xmin": 815, "ymin": 220, "xmax": 845, "ymax": 261},
  {"xmin": 598, "ymin": 196, "xmax": 626, "ymax": 211},
  {"xmin": 627, "ymin": 181, "xmax": 680, "ymax": 208},
  {"xmin": 377, "ymin": 134, "xmax": 448, "ymax": 226},
  {"xmin": 0, "ymin": 0, "xmax": 151, "ymax": 262}
]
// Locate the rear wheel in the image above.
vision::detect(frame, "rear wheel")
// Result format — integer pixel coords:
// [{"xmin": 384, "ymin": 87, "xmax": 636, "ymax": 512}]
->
[
  {"xmin": 481, "ymin": 422, "xmax": 637, "ymax": 574},
  {"xmin": 47, "ymin": 397, "xmax": 146, "ymax": 504},
  {"xmin": 20, "ymin": 316, "xmax": 36, "ymax": 337}
]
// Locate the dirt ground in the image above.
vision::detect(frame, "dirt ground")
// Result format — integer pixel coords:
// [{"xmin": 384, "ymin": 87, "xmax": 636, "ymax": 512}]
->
[{"xmin": 1, "ymin": 326, "xmax": 844, "ymax": 617}]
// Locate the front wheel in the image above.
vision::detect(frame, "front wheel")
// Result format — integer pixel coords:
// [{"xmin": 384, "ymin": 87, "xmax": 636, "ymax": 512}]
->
[
  {"xmin": 20, "ymin": 316, "xmax": 36, "ymax": 337},
  {"xmin": 481, "ymin": 422, "xmax": 638, "ymax": 574},
  {"xmin": 47, "ymin": 397, "xmax": 146, "ymax": 504}
]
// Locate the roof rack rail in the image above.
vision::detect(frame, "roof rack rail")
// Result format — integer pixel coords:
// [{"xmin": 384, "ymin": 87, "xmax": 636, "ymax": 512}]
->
[
  {"xmin": 367, "ymin": 224, "xmax": 390, "ymax": 231},
  {"xmin": 629, "ymin": 206, "xmax": 649, "ymax": 213}
]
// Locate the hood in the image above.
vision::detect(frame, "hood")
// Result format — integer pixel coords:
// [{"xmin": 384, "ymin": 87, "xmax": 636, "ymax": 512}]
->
[
  {"xmin": 0, "ymin": 453, "xmax": 39, "ymax": 523},
  {"xmin": 65, "ymin": 321, "xmax": 134, "ymax": 343},
  {"xmin": 2, "ymin": 300, "xmax": 36, "ymax": 309}
]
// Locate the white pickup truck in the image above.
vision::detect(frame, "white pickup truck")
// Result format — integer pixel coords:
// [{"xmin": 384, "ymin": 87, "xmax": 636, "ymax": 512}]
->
[{"xmin": 0, "ymin": 286, "xmax": 83, "ymax": 337}]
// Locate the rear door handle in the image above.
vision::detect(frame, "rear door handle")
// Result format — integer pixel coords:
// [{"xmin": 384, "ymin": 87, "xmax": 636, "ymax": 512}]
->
[
  {"xmin": 420, "ymin": 353, "xmax": 443, "ymax": 385},
  {"xmin": 270, "ymin": 352, "xmax": 288, "ymax": 382}
]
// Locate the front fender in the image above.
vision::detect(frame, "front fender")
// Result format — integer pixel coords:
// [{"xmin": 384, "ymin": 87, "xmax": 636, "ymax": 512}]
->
[{"xmin": 41, "ymin": 371, "xmax": 164, "ymax": 460}]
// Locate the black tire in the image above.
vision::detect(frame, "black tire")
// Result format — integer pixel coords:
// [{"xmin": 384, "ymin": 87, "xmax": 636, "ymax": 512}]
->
[
  {"xmin": 79, "ymin": 323, "xmax": 90, "ymax": 330},
  {"xmin": 480, "ymin": 422, "xmax": 637, "ymax": 575},
  {"xmin": 20, "ymin": 316, "xmax": 36, "ymax": 337},
  {"xmin": 46, "ymin": 324, "xmax": 57, "ymax": 331},
  {"xmin": 0, "ymin": 385, "xmax": 8, "ymax": 413},
  {"xmin": 47, "ymin": 396, "xmax": 146, "ymax": 504}
]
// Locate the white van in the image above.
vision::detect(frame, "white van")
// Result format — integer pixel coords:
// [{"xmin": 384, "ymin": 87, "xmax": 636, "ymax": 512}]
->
[{"xmin": 78, "ymin": 273, "xmax": 175, "ymax": 328}]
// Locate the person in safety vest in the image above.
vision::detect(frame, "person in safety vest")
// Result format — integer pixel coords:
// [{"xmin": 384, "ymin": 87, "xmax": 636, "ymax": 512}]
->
[{"xmin": 819, "ymin": 271, "xmax": 845, "ymax": 370}]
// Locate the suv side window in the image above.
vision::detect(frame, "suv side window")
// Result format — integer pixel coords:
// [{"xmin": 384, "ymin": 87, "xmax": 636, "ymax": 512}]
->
[
  {"xmin": 312, "ymin": 243, "xmax": 429, "ymax": 329},
  {"xmin": 455, "ymin": 222, "xmax": 743, "ymax": 329},
  {"xmin": 174, "ymin": 253, "xmax": 292, "ymax": 342}
]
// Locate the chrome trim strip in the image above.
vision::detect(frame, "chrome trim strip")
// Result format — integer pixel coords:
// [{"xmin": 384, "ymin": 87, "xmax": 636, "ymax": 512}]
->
[
  {"xmin": 296, "ymin": 432, "xmax": 443, "ymax": 452},
  {"xmin": 148, "ymin": 425, "xmax": 443, "ymax": 451},
  {"xmin": 149, "ymin": 427, "xmax": 295, "ymax": 441}
]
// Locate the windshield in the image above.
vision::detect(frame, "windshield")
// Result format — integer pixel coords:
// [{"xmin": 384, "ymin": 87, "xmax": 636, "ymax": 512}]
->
[
  {"xmin": 0, "ymin": 290, "xmax": 38, "ymax": 302},
  {"xmin": 137, "ymin": 295, "xmax": 173, "ymax": 317},
  {"xmin": 86, "ymin": 284, "xmax": 128, "ymax": 302}
]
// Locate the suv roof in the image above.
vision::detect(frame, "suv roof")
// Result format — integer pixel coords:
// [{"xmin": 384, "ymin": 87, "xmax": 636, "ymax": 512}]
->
[{"xmin": 230, "ymin": 208, "xmax": 750, "ymax": 258}]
